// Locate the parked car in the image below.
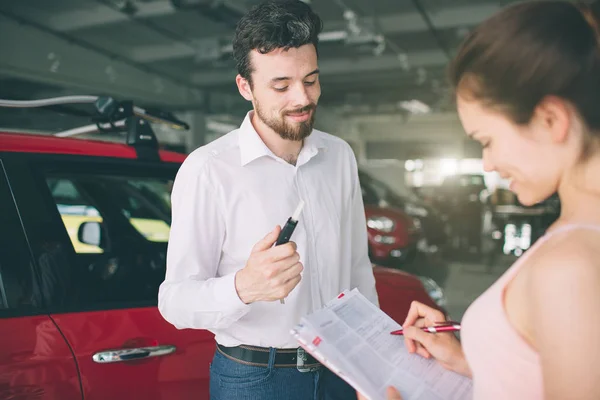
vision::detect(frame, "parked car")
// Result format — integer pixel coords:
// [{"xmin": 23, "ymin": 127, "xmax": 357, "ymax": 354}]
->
[
  {"xmin": 481, "ymin": 188, "xmax": 560, "ymax": 260},
  {"xmin": 435, "ymin": 173, "xmax": 487, "ymax": 252},
  {"xmin": 364, "ymin": 203, "xmax": 420, "ymax": 266},
  {"xmin": 359, "ymin": 170, "xmax": 449, "ymax": 254},
  {"xmin": 361, "ymin": 172, "xmax": 421, "ymax": 266},
  {"xmin": 439, "ymin": 173, "xmax": 487, "ymax": 205},
  {"xmin": 0, "ymin": 97, "xmax": 445, "ymax": 400},
  {"xmin": 373, "ymin": 266, "xmax": 446, "ymax": 322}
]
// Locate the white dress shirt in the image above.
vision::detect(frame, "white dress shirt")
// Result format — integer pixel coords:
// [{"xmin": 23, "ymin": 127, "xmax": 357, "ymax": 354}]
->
[{"xmin": 158, "ymin": 111, "xmax": 378, "ymax": 348}]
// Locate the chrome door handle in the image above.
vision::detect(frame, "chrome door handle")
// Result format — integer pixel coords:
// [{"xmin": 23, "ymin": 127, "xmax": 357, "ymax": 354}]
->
[{"xmin": 93, "ymin": 344, "xmax": 176, "ymax": 363}]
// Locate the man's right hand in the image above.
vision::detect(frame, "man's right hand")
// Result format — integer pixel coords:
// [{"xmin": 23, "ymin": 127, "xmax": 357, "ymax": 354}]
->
[{"xmin": 235, "ymin": 225, "xmax": 303, "ymax": 304}]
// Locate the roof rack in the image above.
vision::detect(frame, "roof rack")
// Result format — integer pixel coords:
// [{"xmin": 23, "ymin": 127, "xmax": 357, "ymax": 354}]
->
[{"xmin": 0, "ymin": 96, "xmax": 190, "ymax": 161}]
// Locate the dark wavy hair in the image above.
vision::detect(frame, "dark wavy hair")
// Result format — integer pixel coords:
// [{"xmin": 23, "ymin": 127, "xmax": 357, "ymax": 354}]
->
[{"xmin": 232, "ymin": 0, "xmax": 323, "ymax": 85}]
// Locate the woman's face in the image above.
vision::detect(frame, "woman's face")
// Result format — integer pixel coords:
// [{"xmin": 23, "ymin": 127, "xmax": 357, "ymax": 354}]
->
[{"xmin": 457, "ymin": 96, "xmax": 566, "ymax": 206}]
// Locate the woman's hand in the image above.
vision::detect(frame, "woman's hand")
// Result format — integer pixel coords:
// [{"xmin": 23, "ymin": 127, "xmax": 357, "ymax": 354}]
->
[
  {"xmin": 402, "ymin": 301, "xmax": 472, "ymax": 377},
  {"xmin": 357, "ymin": 387, "xmax": 402, "ymax": 400}
]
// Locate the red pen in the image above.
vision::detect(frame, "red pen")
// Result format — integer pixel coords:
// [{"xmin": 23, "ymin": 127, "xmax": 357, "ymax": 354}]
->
[{"xmin": 390, "ymin": 321, "xmax": 461, "ymax": 336}]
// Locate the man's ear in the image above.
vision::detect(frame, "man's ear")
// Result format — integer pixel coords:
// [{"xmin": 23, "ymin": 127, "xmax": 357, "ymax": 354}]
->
[
  {"xmin": 533, "ymin": 96, "xmax": 571, "ymax": 144},
  {"xmin": 236, "ymin": 75, "xmax": 253, "ymax": 102}
]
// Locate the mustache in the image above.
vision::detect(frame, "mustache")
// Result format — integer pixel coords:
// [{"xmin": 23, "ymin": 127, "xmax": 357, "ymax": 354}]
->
[{"xmin": 284, "ymin": 104, "xmax": 317, "ymax": 115}]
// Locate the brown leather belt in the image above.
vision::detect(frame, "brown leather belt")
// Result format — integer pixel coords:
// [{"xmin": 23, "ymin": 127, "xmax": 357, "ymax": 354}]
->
[{"xmin": 217, "ymin": 344, "xmax": 321, "ymax": 369}]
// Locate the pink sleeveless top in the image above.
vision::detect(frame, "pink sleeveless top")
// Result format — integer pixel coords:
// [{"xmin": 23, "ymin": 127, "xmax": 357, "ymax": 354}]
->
[{"xmin": 461, "ymin": 224, "xmax": 600, "ymax": 400}]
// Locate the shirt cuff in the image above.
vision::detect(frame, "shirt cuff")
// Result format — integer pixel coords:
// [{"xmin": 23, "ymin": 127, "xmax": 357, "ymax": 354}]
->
[{"xmin": 214, "ymin": 271, "xmax": 250, "ymax": 320}]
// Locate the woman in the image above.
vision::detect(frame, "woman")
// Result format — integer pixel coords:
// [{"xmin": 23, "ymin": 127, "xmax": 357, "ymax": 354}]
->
[{"xmin": 360, "ymin": 1, "xmax": 600, "ymax": 399}]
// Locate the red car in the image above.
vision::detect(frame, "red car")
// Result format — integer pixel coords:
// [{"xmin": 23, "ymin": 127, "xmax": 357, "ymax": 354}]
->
[
  {"xmin": 360, "ymin": 171, "xmax": 421, "ymax": 266},
  {"xmin": 364, "ymin": 204, "xmax": 420, "ymax": 266},
  {"xmin": 0, "ymin": 101, "xmax": 442, "ymax": 399}
]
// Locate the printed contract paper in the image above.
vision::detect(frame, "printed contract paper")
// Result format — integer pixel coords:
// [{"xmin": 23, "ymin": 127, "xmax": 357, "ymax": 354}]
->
[{"xmin": 291, "ymin": 289, "xmax": 473, "ymax": 400}]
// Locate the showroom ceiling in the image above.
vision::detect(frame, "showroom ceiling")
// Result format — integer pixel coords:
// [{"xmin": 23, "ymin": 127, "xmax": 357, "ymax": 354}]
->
[{"xmin": 0, "ymin": 0, "xmax": 518, "ymax": 117}]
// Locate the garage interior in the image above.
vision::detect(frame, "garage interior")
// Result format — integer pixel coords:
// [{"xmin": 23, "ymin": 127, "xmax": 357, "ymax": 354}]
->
[{"xmin": 0, "ymin": 0, "xmax": 542, "ymax": 320}]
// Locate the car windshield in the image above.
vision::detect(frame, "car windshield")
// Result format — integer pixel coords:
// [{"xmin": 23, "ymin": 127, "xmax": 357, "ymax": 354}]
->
[{"xmin": 362, "ymin": 172, "xmax": 421, "ymax": 204}]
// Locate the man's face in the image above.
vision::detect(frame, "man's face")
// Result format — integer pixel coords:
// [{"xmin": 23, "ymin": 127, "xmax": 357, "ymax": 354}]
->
[{"xmin": 238, "ymin": 44, "xmax": 321, "ymax": 141}]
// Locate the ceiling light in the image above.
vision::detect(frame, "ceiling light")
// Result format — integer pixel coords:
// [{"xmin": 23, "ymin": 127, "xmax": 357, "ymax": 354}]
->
[{"xmin": 398, "ymin": 100, "xmax": 430, "ymax": 114}]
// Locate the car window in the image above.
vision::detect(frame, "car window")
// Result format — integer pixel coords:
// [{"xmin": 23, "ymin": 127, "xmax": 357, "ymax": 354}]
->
[
  {"xmin": 102, "ymin": 177, "xmax": 172, "ymax": 242},
  {"xmin": 47, "ymin": 178, "xmax": 104, "ymax": 253},
  {"xmin": 360, "ymin": 170, "xmax": 419, "ymax": 204},
  {"xmin": 0, "ymin": 161, "xmax": 42, "ymax": 315},
  {"xmin": 368, "ymin": 177, "xmax": 388, "ymax": 201},
  {"xmin": 46, "ymin": 176, "xmax": 172, "ymax": 254},
  {"xmin": 42, "ymin": 170, "xmax": 173, "ymax": 308},
  {"xmin": 361, "ymin": 181, "xmax": 379, "ymax": 205}
]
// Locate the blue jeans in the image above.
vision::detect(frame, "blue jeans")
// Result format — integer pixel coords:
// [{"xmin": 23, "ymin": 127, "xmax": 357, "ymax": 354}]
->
[{"xmin": 209, "ymin": 348, "xmax": 357, "ymax": 400}]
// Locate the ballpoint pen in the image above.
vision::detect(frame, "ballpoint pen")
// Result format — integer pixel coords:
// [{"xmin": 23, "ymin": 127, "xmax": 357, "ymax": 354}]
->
[
  {"xmin": 275, "ymin": 200, "xmax": 305, "ymax": 304},
  {"xmin": 390, "ymin": 321, "xmax": 461, "ymax": 336}
]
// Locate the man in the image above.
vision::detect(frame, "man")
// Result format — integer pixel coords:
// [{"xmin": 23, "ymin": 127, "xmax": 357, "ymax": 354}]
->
[{"xmin": 158, "ymin": 1, "xmax": 378, "ymax": 398}]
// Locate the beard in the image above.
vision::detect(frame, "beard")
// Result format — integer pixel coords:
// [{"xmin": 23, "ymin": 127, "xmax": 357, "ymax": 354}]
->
[{"xmin": 254, "ymin": 101, "xmax": 317, "ymax": 141}]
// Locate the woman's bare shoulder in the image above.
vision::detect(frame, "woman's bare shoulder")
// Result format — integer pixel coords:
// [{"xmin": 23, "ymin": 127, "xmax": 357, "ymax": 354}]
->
[{"xmin": 526, "ymin": 228, "xmax": 600, "ymax": 297}]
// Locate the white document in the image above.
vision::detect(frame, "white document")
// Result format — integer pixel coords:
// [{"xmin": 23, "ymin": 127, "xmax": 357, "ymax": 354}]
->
[{"xmin": 290, "ymin": 289, "xmax": 473, "ymax": 400}]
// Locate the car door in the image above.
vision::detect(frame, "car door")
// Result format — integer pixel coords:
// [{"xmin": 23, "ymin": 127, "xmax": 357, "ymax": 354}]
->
[
  {"xmin": 0, "ymin": 158, "xmax": 82, "ymax": 400},
  {"xmin": 4, "ymin": 153, "xmax": 215, "ymax": 400}
]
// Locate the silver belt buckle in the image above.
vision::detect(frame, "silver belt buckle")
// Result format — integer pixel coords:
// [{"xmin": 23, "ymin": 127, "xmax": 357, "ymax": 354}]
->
[{"xmin": 296, "ymin": 347, "xmax": 320, "ymax": 373}]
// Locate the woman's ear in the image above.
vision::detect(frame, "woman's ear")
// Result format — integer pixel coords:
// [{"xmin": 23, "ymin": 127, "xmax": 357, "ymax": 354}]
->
[{"xmin": 533, "ymin": 96, "xmax": 571, "ymax": 144}]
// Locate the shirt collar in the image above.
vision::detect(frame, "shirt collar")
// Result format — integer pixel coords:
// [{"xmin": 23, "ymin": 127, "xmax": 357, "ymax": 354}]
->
[
  {"xmin": 238, "ymin": 111, "xmax": 327, "ymax": 167},
  {"xmin": 238, "ymin": 112, "xmax": 274, "ymax": 166}
]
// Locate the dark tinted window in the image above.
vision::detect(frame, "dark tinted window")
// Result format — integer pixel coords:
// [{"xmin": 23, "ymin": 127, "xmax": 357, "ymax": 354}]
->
[
  {"xmin": 43, "ymin": 171, "xmax": 173, "ymax": 307},
  {"xmin": 46, "ymin": 175, "xmax": 172, "ymax": 253},
  {"xmin": 361, "ymin": 181, "xmax": 379, "ymax": 206},
  {"xmin": 0, "ymin": 161, "xmax": 41, "ymax": 315}
]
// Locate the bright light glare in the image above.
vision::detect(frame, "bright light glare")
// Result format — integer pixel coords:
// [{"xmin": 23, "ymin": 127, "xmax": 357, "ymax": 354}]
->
[{"xmin": 440, "ymin": 158, "xmax": 458, "ymax": 176}]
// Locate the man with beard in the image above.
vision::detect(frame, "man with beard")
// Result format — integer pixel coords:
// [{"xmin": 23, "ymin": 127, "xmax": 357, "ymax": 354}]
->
[{"xmin": 158, "ymin": 1, "xmax": 378, "ymax": 398}]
